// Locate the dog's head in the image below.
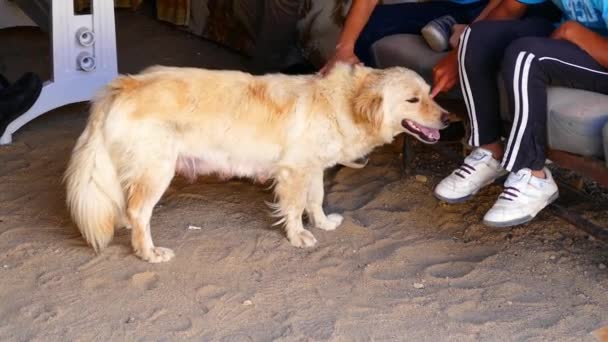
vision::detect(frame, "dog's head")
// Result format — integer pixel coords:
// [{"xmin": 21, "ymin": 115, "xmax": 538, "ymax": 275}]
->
[{"xmin": 351, "ymin": 65, "xmax": 448, "ymax": 144}]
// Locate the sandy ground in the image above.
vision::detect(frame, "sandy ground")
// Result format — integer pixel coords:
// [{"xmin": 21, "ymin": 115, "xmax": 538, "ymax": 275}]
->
[{"xmin": 1, "ymin": 7, "xmax": 607, "ymax": 342}]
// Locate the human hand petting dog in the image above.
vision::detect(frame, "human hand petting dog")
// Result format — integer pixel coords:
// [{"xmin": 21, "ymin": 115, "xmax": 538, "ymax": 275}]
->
[
  {"xmin": 431, "ymin": 50, "xmax": 459, "ymax": 98},
  {"xmin": 319, "ymin": 44, "xmax": 362, "ymax": 76}
]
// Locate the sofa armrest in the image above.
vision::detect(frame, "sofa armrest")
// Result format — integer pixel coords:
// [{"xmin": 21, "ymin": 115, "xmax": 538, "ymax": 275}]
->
[{"xmin": 547, "ymin": 88, "xmax": 608, "ymax": 159}]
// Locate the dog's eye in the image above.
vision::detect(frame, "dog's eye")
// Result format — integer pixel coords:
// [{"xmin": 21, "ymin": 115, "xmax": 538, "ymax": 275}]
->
[{"xmin": 406, "ymin": 97, "xmax": 419, "ymax": 103}]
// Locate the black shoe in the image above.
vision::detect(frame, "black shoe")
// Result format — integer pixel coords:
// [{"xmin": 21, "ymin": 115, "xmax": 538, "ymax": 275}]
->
[{"xmin": 0, "ymin": 72, "xmax": 43, "ymax": 137}]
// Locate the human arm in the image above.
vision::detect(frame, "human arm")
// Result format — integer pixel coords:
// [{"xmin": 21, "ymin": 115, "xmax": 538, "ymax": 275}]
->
[
  {"xmin": 431, "ymin": 0, "xmax": 530, "ymax": 97},
  {"xmin": 551, "ymin": 20, "xmax": 608, "ymax": 68},
  {"xmin": 319, "ymin": 0, "xmax": 378, "ymax": 75},
  {"xmin": 449, "ymin": 0, "xmax": 502, "ymax": 49}
]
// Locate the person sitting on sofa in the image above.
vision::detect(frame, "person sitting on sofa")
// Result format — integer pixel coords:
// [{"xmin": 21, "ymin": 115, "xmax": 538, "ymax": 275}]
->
[
  {"xmin": 431, "ymin": 0, "xmax": 608, "ymax": 227},
  {"xmin": 318, "ymin": 0, "xmax": 501, "ymax": 75},
  {"xmin": 0, "ymin": 72, "xmax": 42, "ymax": 138}
]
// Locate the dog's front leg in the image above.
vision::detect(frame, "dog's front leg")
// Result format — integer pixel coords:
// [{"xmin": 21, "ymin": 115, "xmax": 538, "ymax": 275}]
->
[
  {"xmin": 306, "ymin": 169, "xmax": 343, "ymax": 231},
  {"xmin": 273, "ymin": 168, "xmax": 317, "ymax": 248}
]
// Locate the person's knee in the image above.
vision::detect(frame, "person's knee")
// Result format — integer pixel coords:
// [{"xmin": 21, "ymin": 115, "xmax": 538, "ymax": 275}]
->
[
  {"xmin": 505, "ymin": 37, "xmax": 543, "ymax": 58},
  {"xmin": 464, "ymin": 21, "xmax": 500, "ymax": 49},
  {"xmin": 501, "ymin": 38, "xmax": 542, "ymax": 81},
  {"xmin": 459, "ymin": 21, "xmax": 499, "ymax": 68}
]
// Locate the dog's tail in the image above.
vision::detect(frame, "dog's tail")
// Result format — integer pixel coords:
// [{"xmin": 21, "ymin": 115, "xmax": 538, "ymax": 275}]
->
[{"xmin": 64, "ymin": 78, "xmax": 133, "ymax": 251}]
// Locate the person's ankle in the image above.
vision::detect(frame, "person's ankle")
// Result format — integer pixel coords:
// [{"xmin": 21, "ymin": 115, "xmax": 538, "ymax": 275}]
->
[
  {"xmin": 530, "ymin": 169, "xmax": 546, "ymax": 179},
  {"xmin": 491, "ymin": 152, "xmax": 504, "ymax": 162},
  {"xmin": 479, "ymin": 142, "xmax": 504, "ymax": 162}
]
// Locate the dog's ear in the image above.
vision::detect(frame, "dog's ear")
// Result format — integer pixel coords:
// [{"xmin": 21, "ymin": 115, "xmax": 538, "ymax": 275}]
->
[{"xmin": 353, "ymin": 90, "xmax": 384, "ymax": 130}]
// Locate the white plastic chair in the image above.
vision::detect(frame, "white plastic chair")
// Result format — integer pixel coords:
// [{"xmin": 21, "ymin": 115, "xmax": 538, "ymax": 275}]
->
[{"xmin": 1, "ymin": 0, "xmax": 118, "ymax": 144}]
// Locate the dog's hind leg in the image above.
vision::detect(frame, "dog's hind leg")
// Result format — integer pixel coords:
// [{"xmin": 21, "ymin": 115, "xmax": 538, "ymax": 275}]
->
[
  {"xmin": 305, "ymin": 169, "xmax": 343, "ymax": 231},
  {"xmin": 126, "ymin": 165, "xmax": 175, "ymax": 263},
  {"xmin": 273, "ymin": 168, "xmax": 317, "ymax": 248}
]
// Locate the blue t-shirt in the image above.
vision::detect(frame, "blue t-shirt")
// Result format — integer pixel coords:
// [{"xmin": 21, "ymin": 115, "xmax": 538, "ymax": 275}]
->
[{"xmin": 519, "ymin": 0, "xmax": 608, "ymax": 35}]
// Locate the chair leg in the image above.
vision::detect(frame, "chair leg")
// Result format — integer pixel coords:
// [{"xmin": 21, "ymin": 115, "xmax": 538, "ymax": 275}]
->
[{"xmin": 401, "ymin": 135, "xmax": 416, "ymax": 176}]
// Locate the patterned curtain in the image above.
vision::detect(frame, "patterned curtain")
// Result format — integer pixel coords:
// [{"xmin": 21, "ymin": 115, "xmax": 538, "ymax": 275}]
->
[
  {"xmin": 156, "ymin": 0, "xmax": 190, "ymax": 26},
  {"xmin": 73, "ymin": 0, "xmax": 144, "ymax": 12}
]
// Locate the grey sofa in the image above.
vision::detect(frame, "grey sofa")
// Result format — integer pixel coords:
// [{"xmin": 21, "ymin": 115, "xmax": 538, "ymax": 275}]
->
[{"xmin": 371, "ymin": 34, "xmax": 608, "ymax": 181}]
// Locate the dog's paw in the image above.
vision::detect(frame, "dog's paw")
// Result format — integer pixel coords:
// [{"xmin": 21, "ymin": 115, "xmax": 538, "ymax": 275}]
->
[
  {"xmin": 138, "ymin": 247, "xmax": 175, "ymax": 263},
  {"xmin": 288, "ymin": 229, "xmax": 317, "ymax": 248},
  {"xmin": 316, "ymin": 213, "xmax": 344, "ymax": 231}
]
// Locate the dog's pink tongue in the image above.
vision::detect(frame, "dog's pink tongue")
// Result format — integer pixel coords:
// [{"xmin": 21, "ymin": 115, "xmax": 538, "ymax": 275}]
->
[{"xmin": 418, "ymin": 125, "xmax": 440, "ymax": 140}]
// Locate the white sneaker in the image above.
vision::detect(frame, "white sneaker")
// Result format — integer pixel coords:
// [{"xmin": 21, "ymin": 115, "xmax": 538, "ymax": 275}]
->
[
  {"xmin": 421, "ymin": 15, "xmax": 457, "ymax": 52},
  {"xmin": 434, "ymin": 148, "xmax": 508, "ymax": 203},
  {"xmin": 483, "ymin": 167, "xmax": 559, "ymax": 228}
]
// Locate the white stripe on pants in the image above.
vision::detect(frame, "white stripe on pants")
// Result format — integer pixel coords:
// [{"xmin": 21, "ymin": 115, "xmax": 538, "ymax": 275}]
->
[
  {"xmin": 502, "ymin": 52, "xmax": 536, "ymax": 171},
  {"xmin": 457, "ymin": 27, "xmax": 478, "ymax": 146}
]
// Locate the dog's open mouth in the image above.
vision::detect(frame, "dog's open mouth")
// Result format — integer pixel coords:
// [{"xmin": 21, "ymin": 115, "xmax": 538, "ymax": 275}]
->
[{"xmin": 401, "ymin": 119, "xmax": 440, "ymax": 143}]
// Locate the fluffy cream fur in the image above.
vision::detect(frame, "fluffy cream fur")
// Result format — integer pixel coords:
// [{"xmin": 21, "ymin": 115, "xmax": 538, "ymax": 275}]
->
[{"xmin": 64, "ymin": 63, "xmax": 446, "ymax": 263}]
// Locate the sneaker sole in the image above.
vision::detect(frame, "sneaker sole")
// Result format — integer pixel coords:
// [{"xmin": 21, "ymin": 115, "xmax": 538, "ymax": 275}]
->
[
  {"xmin": 483, "ymin": 191, "xmax": 559, "ymax": 229},
  {"xmin": 483, "ymin": 215, "xmax": 535, "ymax": 228},
  {"xmin": 434, "ymin": 192, "xmax": 474, "ymax": 204},
  {"xmin": 433, "ymin": 172, "xmax": 508, "ymax": 204}
]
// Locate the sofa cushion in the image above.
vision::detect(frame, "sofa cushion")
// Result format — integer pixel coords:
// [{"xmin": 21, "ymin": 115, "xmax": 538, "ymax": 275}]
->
[
  {"xmin": 372, "ymin": 33, "xmax": 608, "ymax": 159},
  {"xmin": 547, "ymin": 88, "xmax": 608, "ymax": 158},
  {"xmin": 371, "ymin": 34, "xmax": 443, "ymax": 78}
]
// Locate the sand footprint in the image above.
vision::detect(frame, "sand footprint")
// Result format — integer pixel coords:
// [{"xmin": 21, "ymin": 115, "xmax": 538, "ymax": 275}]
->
[
  {"xmin": 137, "ymin": 307, "xmax": 197, "ymax": 336},
  {"xmin": 424, "ymin": 247, "xmax": 498, "ymax": 280},
  {"xmin": 196, "ymin": 284, "xmax": 227, "ymax": 302},
  {"xmin": 195, "ymin": 284, "xmax": 228, "ymax": 314},
  {"xmin": 367, "ymin": 244, "xmax": 498, "ymax": 281},
  {"xmin": 445, "ymin": 300, "xmax": 513, "ymax": 325},
  {"xmin": 82, "ymin": 276, "xmax": 112, "ymax": 290},
  {"xmin": 425, "ymin": 261, "xmax": 476, "ymax": 279},
  {"xmin": 269, "ymin": 325, "xmax": 295, "ymax": 341},
  {"xmin": 445, "ymin": 298, "xmax": 521, "ymax": 325},
  {"xmin": 19, "ymin": 302, "xmax": 60, "ymax": 324},
  {"xmin": 142, "ymin": 307, "xmax": 168, "ymax": 323},
  {"xmin": 36, "ymin": 270, "xmax": 65, "ymax": 288},
  {"xmin": 219, "ymin": 334, "xmax": 254, "ymax": 342},
  {"xmin": 295, "ymin": 315, "xmax": 337, "ymax": 341},
  {"xmin": 326, "ymin": 181, "xmax": 386, "ymax": 212},
  {"xmin": 130, "ymin": 271, "xmax": 160, "ymax": 291}
]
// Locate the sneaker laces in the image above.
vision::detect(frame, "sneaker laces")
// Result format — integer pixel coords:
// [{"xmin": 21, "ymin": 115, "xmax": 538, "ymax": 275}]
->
[
  {"xmin": 498, "ymin": 186, "xmax": 521, "ymax": 201},
  {"xmin": 498, "ymin": 169, "xmax": 531, "ymax": 201},
  {"xmin": 454, "ymin": 163, "xmax": 476, "ymax": 179},
  {"xmin": 452, "ymin": 149, "xmax": 492, "ymax": 179}
]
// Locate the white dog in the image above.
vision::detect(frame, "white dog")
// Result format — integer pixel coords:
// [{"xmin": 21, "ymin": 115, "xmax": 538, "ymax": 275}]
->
[{"xmin": 64, "ymin": 63, "xmax": 447, "ymax": 263}]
